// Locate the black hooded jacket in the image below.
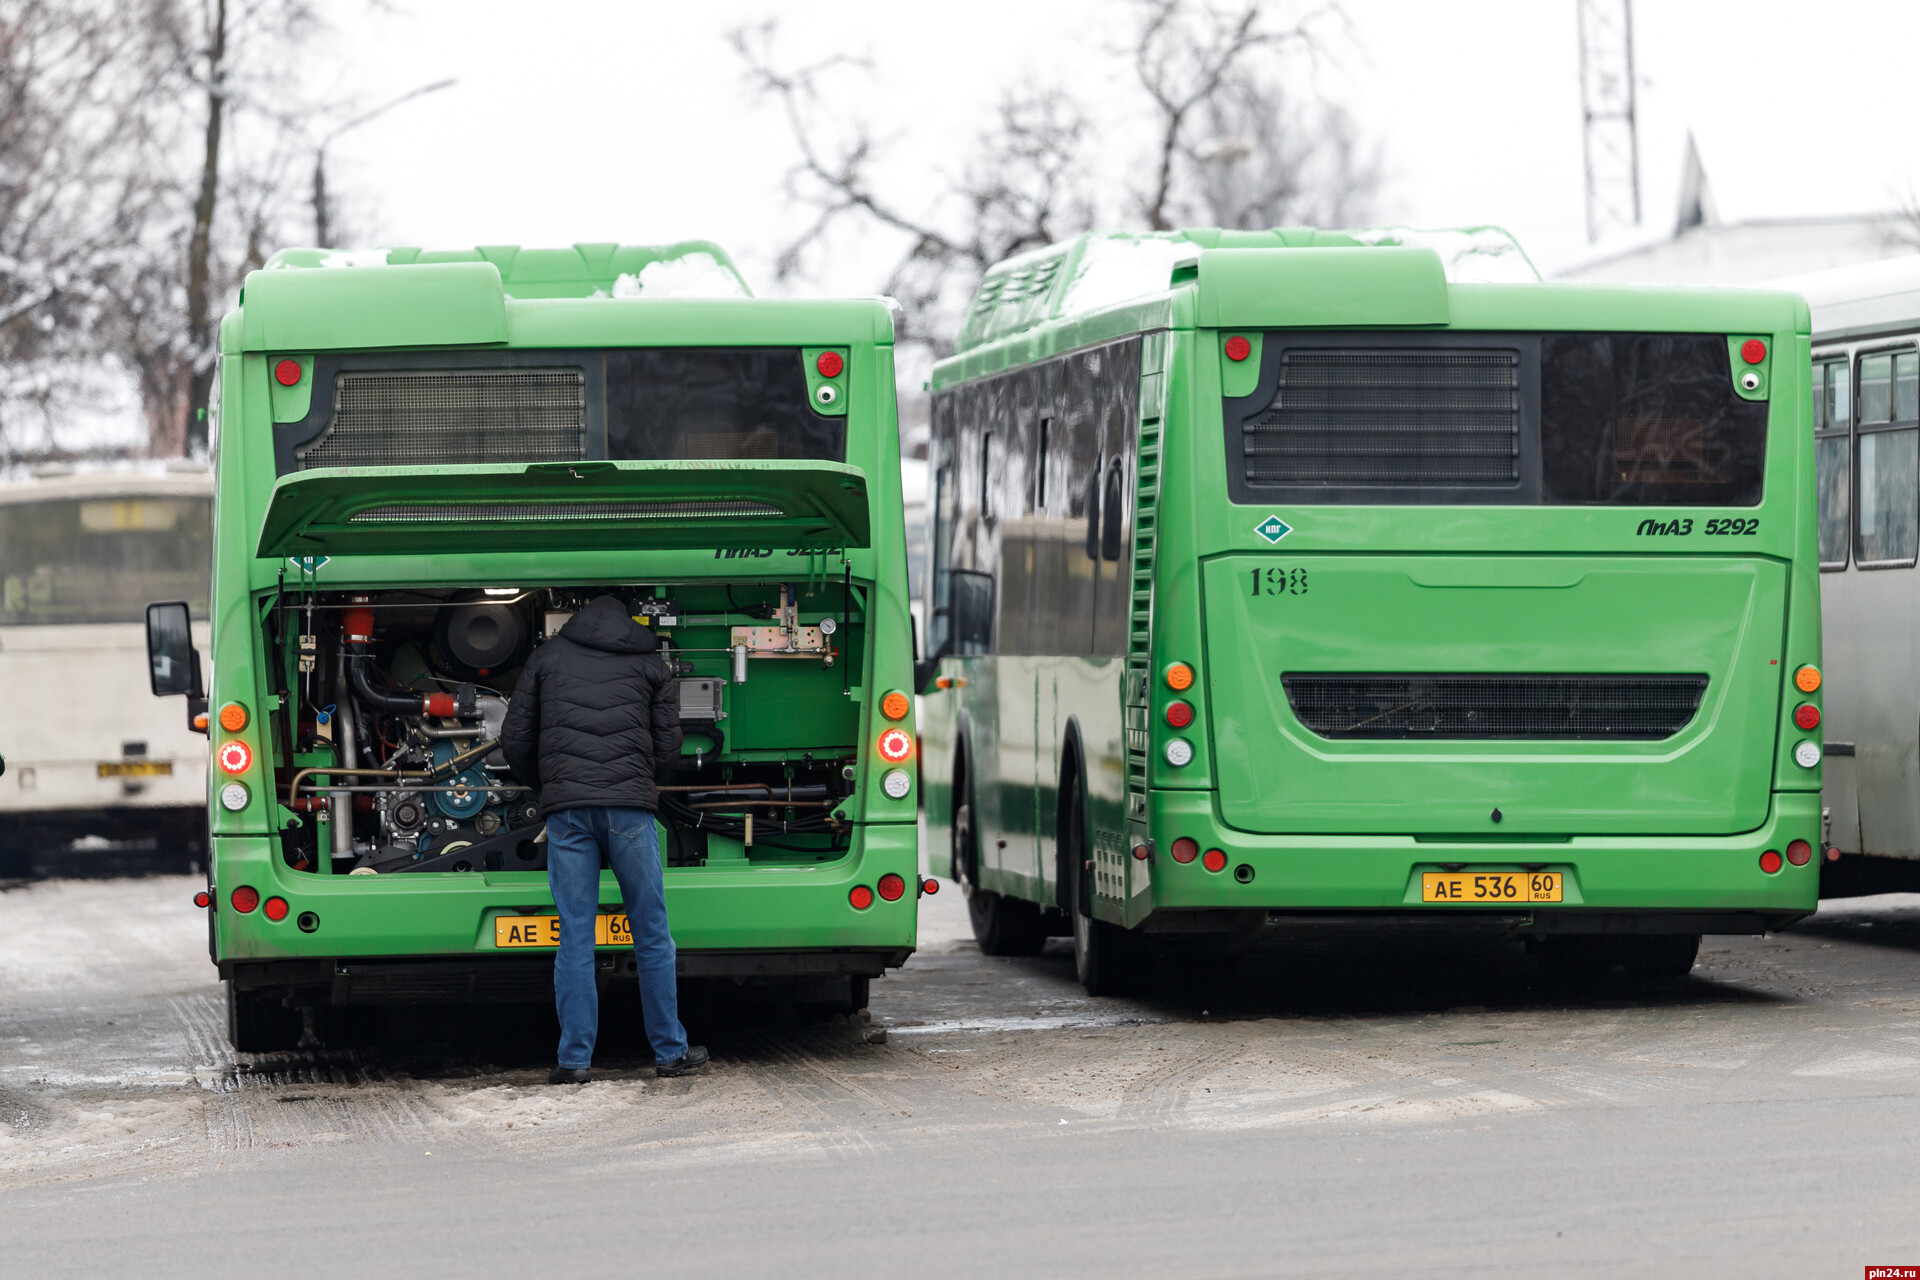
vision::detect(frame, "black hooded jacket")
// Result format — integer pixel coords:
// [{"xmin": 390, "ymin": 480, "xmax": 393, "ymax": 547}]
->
[{"xmin": 501, "ymin": 595, "xmax": 681, "ymax": 816}]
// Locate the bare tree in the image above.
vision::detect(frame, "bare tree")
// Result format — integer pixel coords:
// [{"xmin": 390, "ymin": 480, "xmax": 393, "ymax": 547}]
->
[{"xmin": 738, "ymin": 1, "xmax": 1377, "ymax": 361}]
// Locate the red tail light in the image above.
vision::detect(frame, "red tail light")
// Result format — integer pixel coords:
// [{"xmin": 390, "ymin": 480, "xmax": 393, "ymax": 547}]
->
[
  {"xmin": 816, "ymin": 351, "xmax": 844, "ymax": 377},
  {"xmin": 193, "ymin": 891, "xmax": 211, "ymax": 908},
  {"xmin": 1165, "ymin": 700, "xmax": 1193, "ymax": 728},
  {"xmin": 1785, "ymin": 839, "xmax": 1813, "ymax": 866},
  {"xmin": 877, "ymin": 873, "xmax": 906, "ymax": 901},
  {"xmin": 263, "ymin": 896, "xmax": 289, "ymax": 922},
  {"xmin": 1202, "ymin": 848, "xmax": 1227, "ymax": 873},
  {"xmin": 1740, "ymin": 339, "xmax": 1767, "ymax": 365},
  {"xmin": 1758, "ymin": 850, "xmax": 1783, "ymax": 874},
  {"xmin": 877, "ymin": 729, "xmax": 914, "ymax": 763},
  {"xmin": 217, "ymin": 740, "xmax": 252, "ymax": 774},
  {"xmin": 231, "ymin": 886, "xmax": 259, "ymax": 912},
  {"xmin": 1225, "ymin": 335, "xmax": 1252, "ymax": 362},
  {"xmin": 1170, "ymin": 837, "xmax": 1198, "ymax": 864},
  {"xmin": 921, "ymin": 877, "xmax": 940, "ymax": 895},
  {"xmin": 849, "ymin": 885, "xmax": 874, "ymax": 910},
  {"xmin": 274, "ymin": 358, "xmax": 303, "ymax": 386},
  {"xmin": 1793, "ymin": 704, "xmax": 1820, "ymax": 730}
]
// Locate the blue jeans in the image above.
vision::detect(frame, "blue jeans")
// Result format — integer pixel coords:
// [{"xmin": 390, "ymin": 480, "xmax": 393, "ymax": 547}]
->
[{"xmin": 546, "ymin": 806, "xmax": 688, "ymax": 1068}]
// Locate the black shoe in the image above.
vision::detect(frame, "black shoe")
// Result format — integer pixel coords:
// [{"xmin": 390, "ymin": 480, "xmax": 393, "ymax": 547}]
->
[
  {"xmin": 547, "ymin": 1066, "xmax": 591, "ymax": 1085},
  {"xmin": 655, "ymin": 1045, "xmax": 709, "ymax": 1077}
]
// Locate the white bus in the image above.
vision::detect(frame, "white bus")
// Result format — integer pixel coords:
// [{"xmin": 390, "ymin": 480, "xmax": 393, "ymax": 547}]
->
[
  {"xmin": 1784, "ymin": 255, "xmax": 1920, "ymax": 893},
  {"xmin": 0, "ymin": 466, "xmax": 213, "ymax": 871}
]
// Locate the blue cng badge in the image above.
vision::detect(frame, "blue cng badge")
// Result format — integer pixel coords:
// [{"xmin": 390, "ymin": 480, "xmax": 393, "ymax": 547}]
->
[
  {"xmin": 289, "ymin": 555, "xmax": 330, "ymax": 574},
  {"xmin": 1254, "ymin": 515, "xmax": 1293, "ymax": 544}
]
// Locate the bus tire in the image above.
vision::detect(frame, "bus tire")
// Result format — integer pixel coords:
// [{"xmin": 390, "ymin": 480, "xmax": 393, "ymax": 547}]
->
[
  {"xmin": 957, "ymin": 795, "xmax": 1046, "ymax": 956},
  {"xmin": 1620, "ymin": 933, "xmax": 1701, "ymax": 981},
  {"xmin": 226, "ymin": 980, "xmax": 300, "ymax": 1054}
]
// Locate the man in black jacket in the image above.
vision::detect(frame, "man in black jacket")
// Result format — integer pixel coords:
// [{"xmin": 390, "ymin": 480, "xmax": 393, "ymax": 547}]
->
[{"xmin": 502, "ymin": 594, "xmax": 708, "ymax": 1084}]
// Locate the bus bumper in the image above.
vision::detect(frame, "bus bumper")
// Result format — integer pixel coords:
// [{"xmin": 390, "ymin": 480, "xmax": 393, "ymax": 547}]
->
[
  {"xmin": 1142, "ymin": 789, "xmax": 1821, "ymax": 931},
  {"xmin": 208, "ymin": 822, "xmax": 919, "ymax": 978}
]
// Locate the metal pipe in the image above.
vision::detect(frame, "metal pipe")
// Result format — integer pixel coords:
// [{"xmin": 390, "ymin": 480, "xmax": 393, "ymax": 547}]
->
[
  {"xmin": 732, "ymin": 644, "xmax": 749, "ymax": 684},
  {"xmin": 290, "ymin": 736, "xmax": 501, "ymax": 804},
  {"xmin": 331, "ymin": 644, "xmax": 356, "ymax": 859}
]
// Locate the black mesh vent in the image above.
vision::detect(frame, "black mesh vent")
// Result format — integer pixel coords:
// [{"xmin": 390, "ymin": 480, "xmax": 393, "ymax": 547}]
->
[
  {"xmin": 1281, "ymin": 673, "xmax": 1708, "ymax": 740},
  {"xmin": 298, "ymin": 369, "xmax": 586, "ymax": 469},
  {"xmin": 1244, "ymin": 349, "xmax": 1520, "ymax": 486},
  {"xmin": 347, "ymin": 501, "xmax": 781, "ymax": 524}
]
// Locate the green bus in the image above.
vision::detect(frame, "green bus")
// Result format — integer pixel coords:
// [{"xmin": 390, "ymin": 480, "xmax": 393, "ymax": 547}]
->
[
  {"xmin": 146, "ymin": 242, "xmax": 921, "ymax": 1050},
  {"xmin": 914, "ymin": 228, "xmax": 1823, "ymax": 993}
]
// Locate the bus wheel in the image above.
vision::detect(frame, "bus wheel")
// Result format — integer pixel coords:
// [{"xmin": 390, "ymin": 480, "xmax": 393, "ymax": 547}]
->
[
  {"xmin": 225, "ymin": 980, "xmax": 300, "ymax": 1054},
  {"xmin": 957, "ymin": 799, "xmax": 1046, "ymax": 956},
  {"xmin": 1619, "ymin": 934, "xmax": 1701, "ymax": 981}
]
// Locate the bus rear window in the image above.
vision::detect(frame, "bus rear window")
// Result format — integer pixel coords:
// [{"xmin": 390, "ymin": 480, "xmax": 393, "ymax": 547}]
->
[
  {"xmin": 605, "ymin": 349, "xmax": 843, "ymax": 461},
  {"xmin": 1540, "ymin": 334, "xmax": 1766, "ymax": 506},
  {"xmin": 1223, "ymin": 331, "xmax": 1768, "ymax": 506},
  {"xmin": 0, "ymin": 496, "xmax": 211, "ymax": 625}
]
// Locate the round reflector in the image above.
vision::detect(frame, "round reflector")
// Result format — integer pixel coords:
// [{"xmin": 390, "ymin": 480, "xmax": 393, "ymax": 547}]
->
[
  {"xmin": 1786, "ymin": 839, "xmax": 1813, "ymax": 866},
  {"xmin": 1202, "ymin": 848, "xmax": 1228, "ymax": 873},
  {"xmin": 230, "ymin": 885, "xmax": 260, "ymax": 912},
  {"xmin": 1741, "ymin": 339, "xmax": 1767, "ymax": 365},
  {"xmin": 1793, "ymin": 703, "xmax": 1820, "ymax": 730},
  {"xmin": 878, "ymin": 873, "xmax": 906, "ymax": 901},
  {"xmin": 1171, "ymin": 837, "xmax": 1198, "ymax": 864},
  {"xmin": 1794, "ymin": 665, "xmax": 1821, "ymax": 693},
  {"xmin": 217, "ymin": 740, "xmax": 252, "ymax": 774},
  {"xmin": 880, "ymin": 690, "xmax": 911, "ymax": 721},
  {"xmin": 263, "ymin": 896, "xmax": 289, "ymax": 922},
  {"xmin": 219, "ymin": 702, "xmax": 249, "ymax": 732},
  {"xmin": 878, "ymin": 728, "xmax": 914, "ymax": 763},
  {"xmin": 219, "ymin": 781, "xmax": 249, "ymax": 812},
  {"xmin": 922, "ymin": 878, "xmax": 940, "ymax": 895},
  {"xmin": 1165, "ymin": 662, "xmax": 1194, "ymax": 691},
  {"xmin": 1224, "ymin": 335, "xmax": 1252, "ymax": 362},
  {"xmin": 881, "ymin": 768, "xmax": 912, "ymax": 799},
  {"xmin": 1165, "ymin": 700, "xmax": 1193, "ymax": 728},
  {"xmin": 1793, "ymin": 740, "xmax": 1821, "ymax": 769},
  {"xmin": 1758, "ymin": 849, "xmax": 1783, "ymax": 874},
  {"xmin": 849, "ymin": 885, "xmax": 874, "ymax": 910},
  {"xmin": 816, "ymin": 351, "xmax": 844, "ymax": 378},
  {"xmin": 274, "ymin": 359, "xmax": 303, "ymax": 386},
  {"xmin": 193, "ymin": 891, "xmax": 211, "ymax": 908},
  {"xmin": 1164, "ymin": 738, "xmax": 1194, "ymax": 767}
]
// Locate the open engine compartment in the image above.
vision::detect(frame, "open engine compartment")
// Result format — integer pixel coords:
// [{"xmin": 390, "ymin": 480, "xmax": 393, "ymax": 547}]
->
[{"xmin": 266, "ymin": 578, "xmax": 867, "ymax": 874}]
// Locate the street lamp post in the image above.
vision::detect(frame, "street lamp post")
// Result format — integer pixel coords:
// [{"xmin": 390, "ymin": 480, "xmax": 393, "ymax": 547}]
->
[{"xmin": 311, "ymin": 78, "xmax": 457, "ymax": 248}]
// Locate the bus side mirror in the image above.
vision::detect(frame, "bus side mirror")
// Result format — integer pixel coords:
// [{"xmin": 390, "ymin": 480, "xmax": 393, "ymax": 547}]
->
[{"xmin": 147, "ymin": 601, "xmax": 208, "ymax": 732}]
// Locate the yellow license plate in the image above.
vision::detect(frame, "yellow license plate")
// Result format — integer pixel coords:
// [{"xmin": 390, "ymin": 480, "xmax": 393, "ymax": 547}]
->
[
  {"xmin": 1422, "ymin": 871, "xmax": 1562, "ymax": 904},
  {"xmin": 493, "ymin": 914, "xmax": 633, "ymax": 948},
  {"xmin": 97, "ymin": 760, "xmax": 172, "ymax": 778}
]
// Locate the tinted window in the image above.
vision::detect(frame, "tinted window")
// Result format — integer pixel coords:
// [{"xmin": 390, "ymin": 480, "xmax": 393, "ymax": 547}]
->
[
  {"xmin": 1540, "ymin": 334, "xmax": 1766, "ymax": 505},
  {"xmin": 1813, "ymin": 358, "xmax": 1850, "ymax": 569},
  {"xmin": 0, "ymin": 496, "xmax": 212, "ymax": 625},
  {"xmin": 604, "ymin": 349, "xmax": 843, "ymax": 461}
]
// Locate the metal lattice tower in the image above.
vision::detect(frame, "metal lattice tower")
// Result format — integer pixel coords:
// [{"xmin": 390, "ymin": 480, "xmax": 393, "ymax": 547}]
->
[{"xmin": 1577, "ymin": 0, "xmax": 1642, "ymax": 243}]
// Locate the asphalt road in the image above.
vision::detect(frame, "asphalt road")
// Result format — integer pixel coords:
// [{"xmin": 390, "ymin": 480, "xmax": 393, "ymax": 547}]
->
[{"xmin": 3, "ymin": 874, "xmax": 1919, "ymax": 1278}]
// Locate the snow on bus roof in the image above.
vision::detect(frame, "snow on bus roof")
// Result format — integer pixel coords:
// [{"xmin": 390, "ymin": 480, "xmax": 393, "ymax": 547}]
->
[{"xmin": 259, "ymin": 241, "xmax": 753, "ymax": 300}]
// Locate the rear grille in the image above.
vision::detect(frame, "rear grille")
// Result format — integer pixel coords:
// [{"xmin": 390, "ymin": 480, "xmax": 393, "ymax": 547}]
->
[
  {"xmin": 348, "ymin": 501, "xmax": 782, "ymax": 524},
  {"xmin": 298, "ymin": 369, "xmax": 586, "ymax": 468},
  {"xmin": 1282, "ymin": 673, "xmax": 1708, "ymax": 740},
  {"xmin": 1244, "ymin": 349, "xmax": 1520, "ymax": 487}
]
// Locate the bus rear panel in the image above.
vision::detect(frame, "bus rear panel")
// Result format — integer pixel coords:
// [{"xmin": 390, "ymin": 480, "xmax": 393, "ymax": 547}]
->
[{"xmin": 918, "ymin": 231, "xmax": 1820, "ymax": 985}]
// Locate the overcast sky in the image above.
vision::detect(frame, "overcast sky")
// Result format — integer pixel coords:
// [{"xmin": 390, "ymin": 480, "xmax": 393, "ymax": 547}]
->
[{"xmin": 327, "ymin": 0, "xmax": 1919, "ymax": 292}]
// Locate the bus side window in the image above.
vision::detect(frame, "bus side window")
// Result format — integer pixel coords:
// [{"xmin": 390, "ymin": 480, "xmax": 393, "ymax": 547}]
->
[
  {"xmin": 1856, "ymin": 349, "xmax": 1920, "ymax": 567},
  {"xmin": 928, "ymin": 462, "xmax": 955, "ymax": 654},
  {"xmin": 1100, "ymin": 458, "xmax": 1126, "ymax": 561},
  {"xmin": 1814, "ymin": 357, "xmax": 1851, "ymax": 570}
]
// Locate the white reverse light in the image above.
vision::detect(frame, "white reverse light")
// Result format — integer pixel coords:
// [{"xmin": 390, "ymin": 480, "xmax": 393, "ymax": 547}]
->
[
  {"xmin": 882, "ymin": 769, "xmax": 912, "ymax": 799},
  {"xmin": 219, "ymin": 782, "xmax": 250, "ymax": 811},
  {"xmin": 1164, "ymin": 739, "xmax": 1194, "ymax": 767},
  {"xmin": 1793, "ymin": 740, "xmax": 1821, "ymax": 769}
]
